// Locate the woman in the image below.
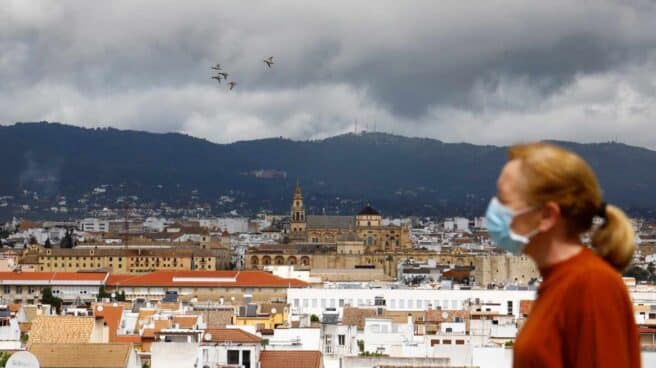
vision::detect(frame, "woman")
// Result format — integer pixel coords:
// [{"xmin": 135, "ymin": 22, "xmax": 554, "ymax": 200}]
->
[{"xmin": 485, "ymin": 142, "xmax": 641, "ymax": 368}]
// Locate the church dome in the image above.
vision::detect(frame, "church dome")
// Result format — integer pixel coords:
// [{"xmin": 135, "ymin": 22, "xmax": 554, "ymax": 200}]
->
[{"xmin": 358, "ymin": 204, "xmax": 380, "ymax": 216}]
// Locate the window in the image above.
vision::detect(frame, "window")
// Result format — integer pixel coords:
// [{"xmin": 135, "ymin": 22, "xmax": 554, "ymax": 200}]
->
[
  {"xmin": 242, "ymin": 350, "xmax": 251, "ymax": 368},
  {"xmin": 338, "ymin": 334, "xmax": 345, "ymax": 346},
  {"xmin": 16, "ymin": 286, "xmax": 22, "ymax": 294},
  {"xmin": 28, "ymin": 287, "xmax": 35, "ymax": 294},
  {"xmin": 431, "ymin": 339, "xmax": 440, "ymax": 346},
  {"xmin": 227, "ymin": 350, "xmax": 239, "ymax": 365},
  {"xmin": 3, "ymin": 286, "xmax": 10, "ymax": 293},
  {"xmin": 456, "ymin": 339, "xmax": 465, "ymax": 345},
  {"xmin": 443, "ymin": 339, "xmax": 452, "ymax": 344}
]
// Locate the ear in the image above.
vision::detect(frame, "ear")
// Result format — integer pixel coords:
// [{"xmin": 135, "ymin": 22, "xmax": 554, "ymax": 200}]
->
[{"xmin": 538, "ymin": 201, "xmax": 560, "ymax": 232}]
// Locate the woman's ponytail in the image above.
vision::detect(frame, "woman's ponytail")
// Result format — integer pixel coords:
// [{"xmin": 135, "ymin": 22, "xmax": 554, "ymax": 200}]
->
[{"xmin": 591, "ymin": 204, "xmax": 636, "ymax": 271}]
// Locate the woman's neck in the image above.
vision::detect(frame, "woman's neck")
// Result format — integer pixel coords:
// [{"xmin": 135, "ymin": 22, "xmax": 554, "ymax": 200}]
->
[{"xmin": 524, "ymin": 235, "xmax": 584, "ymax": 270}]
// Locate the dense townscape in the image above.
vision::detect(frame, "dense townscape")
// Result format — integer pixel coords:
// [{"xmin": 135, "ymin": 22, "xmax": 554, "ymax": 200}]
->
[{"xmin": 1, "ymin": 184, "xmax": 655, "ymax": 368}]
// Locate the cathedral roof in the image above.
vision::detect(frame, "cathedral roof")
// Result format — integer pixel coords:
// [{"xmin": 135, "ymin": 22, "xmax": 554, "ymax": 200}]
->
[{"xmin": 306, "ymin": 215, "xmax": 354, "ymax": 229}]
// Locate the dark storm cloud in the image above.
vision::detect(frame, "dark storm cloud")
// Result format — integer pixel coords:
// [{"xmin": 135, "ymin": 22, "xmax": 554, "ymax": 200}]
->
[{"xmin": 1, "ymin": 0, "xmax": 656, "ymax": 147}]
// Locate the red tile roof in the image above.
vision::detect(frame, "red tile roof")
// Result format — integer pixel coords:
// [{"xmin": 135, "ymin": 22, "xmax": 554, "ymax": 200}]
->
[
  {"xmin": 106, "ymin": 270, "xmax": 307, "ymax": 288},
  {"xmin": 0, "ymin": 272, "xmax": 108, "ymax": 282},
  {"xmin": 201, "ymin": 328, "xmax": 262, "ymax": 344},
  {"xmin": 94, "ymin": 303, "xmax": 127, "ymax": 342},
  {"xmin": 172, "ymin": 315, "xmax": 198, "ymax": 329},
  {"xmin": 260, "ymin": 351, "xmax": 322, "ymax": 368}
]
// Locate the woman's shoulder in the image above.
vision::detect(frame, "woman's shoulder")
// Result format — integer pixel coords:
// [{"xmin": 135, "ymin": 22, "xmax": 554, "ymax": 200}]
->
[{"xmin": 568, "ymin": 248, "xmax": 629, "ymax": 295}]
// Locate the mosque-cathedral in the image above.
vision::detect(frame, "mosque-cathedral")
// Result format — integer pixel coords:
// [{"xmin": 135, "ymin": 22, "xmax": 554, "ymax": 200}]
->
[{"xmin": 246, "ymin": 183, "xmax": 476, "ymax": 278}]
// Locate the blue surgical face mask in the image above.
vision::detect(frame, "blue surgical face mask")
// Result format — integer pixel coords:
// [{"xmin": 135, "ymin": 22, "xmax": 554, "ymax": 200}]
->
[{"xmin": 485, "ymin": 197, "xmax": 539, "ymax": 255}]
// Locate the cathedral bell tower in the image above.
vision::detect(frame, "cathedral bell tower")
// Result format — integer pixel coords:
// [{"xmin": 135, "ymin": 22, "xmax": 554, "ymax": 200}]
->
[{"xmin": 289, "ymin": 180, "xmax": 307, "ymax": 239}]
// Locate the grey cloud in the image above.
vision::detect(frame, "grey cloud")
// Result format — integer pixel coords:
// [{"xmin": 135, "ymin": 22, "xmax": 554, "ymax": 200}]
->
[{"xmin": 1, "ymin": 1, "xmax": 656, "ymax": 147}]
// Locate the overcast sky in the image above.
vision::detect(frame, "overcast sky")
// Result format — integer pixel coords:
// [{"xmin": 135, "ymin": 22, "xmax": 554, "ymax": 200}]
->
[{"xmin": 2, "ymin": 0, "xmax": 656, "ymax": 148}]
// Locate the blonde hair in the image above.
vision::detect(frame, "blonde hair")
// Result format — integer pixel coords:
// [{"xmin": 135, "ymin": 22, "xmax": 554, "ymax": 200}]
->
[{"xmin": 508, "ymin": 142, "xmax": 635, "ymax": 271}]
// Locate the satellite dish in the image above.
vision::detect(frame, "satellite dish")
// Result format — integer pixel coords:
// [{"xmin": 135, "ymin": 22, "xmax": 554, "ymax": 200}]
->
[
  {"xmin": 441, "ymin": 311, "xmax": 449, "ymax": 319},
  {"xmin": 204, "ymin": 333, "xmax": 212, "ymax": 341},
  {"xmin": 6, "ymin": 351, "xmax": 40, "ymax": 368},
  {"xmin": 271, "ymin": 308, "xmax": 277, "ymax": 314},
  {"xmin": 97, "ymin": 306, "xmax": 104, "ymax": 312}
]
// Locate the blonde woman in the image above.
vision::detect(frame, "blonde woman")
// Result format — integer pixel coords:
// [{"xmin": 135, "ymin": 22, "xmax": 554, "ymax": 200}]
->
[{"xmin": 485, "ymin": 142, "xmax": 640, "ymax": 368}]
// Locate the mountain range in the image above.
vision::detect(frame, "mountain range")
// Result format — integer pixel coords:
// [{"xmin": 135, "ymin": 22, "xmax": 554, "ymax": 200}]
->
[{"xmin": 1, "ymin": 122, "xmax": 655, "ymax": 219}]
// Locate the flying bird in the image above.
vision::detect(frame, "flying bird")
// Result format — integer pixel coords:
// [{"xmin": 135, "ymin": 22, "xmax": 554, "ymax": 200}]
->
[
  {"xmin": 218, "ymin": 72, "xmax": 229, "ymax": 79},
  {"xmin": 228, "ymin": 81, "xmax": 237, "ymax": 90},
  {"xmin": 210, "ymin": 75, "xmax": 222, "ymax": 84},
  {"xmin": 263, "ymin": 56, "xmax": 274, "ymax": 68},
  {"xmin": 211, "ymin": 64, "xmax": 222, "ymax": 70}
]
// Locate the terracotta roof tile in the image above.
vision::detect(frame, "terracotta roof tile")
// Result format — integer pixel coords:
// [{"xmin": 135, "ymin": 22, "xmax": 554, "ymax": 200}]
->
[
  {"xmin": 424, "ymin": 309, "xmax": 469, "ymax": 323},
  {"xmin": 260, "ymin": 351, "xmax": 322, "ymax": 368},
  {"xmin": 342, "ymin": 307, "xmax": 377, "ymax": 330},
  {"xmin": 94, "ymin": 303, "xmax": 125, "ymax": 342},
  {"xmin": 29, "ymin": 316, "xmax": 95, "ymax": 345},
  {"xmin": 199, "ymin": 310, "xmax": 234, "ymax": 328},
  {"xmin": 201, "ymin": 328, "xmax": 262, "ymax": 344},
  {"xmin": 172, "ymin": 315, "xmax": 198, "ymax": 329},
  {"xmin": 0, "ymin": 272, "xmax": 108, "ymax": 282},
  {"xmin": 29, "ymin": 343, "xmax": 132, "ymax": 368},
  {"xmin": 106, "ymin": 270, "xmax": 307, "ymax": 288}
]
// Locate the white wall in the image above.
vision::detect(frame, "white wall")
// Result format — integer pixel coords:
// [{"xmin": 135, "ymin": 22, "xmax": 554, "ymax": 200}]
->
[
  {"xmin": 151, "ymin": 342, "xmax": 198, "ymax": 368},
  {"xmin": 267, "ymin": 328, "xmax": 320, "ymax": 350},
  {"xmin": 288, "ymin": 288, "xmax": 536, "ymax": 318},
  {"xmin": 472, "ymin": 347, "xmax": 513, "ymax": 368}
]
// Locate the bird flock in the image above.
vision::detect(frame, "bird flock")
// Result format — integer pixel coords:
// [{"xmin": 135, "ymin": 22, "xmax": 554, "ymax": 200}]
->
[{"xmin": 210, "ymin": 56, "xmax": 275, "ymax": 91}]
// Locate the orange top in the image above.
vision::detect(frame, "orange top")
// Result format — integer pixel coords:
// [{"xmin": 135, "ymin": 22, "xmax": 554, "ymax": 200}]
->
[{"xmin": 513, "ymin": 247, "xmax": 640, "ymax": 368}]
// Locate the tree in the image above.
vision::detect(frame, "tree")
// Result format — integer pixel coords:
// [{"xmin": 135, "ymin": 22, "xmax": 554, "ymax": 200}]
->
[
  {"xmin": 97, "ymin": 285, "xmax": 111, "ymax": 301},
  {"xmin": 357, "ymin": 339, "xmax": 365, "ymax": 353},
  {"xmin": 648, "ymin": 262, "xmax": 655, "ymax": 276},
  {"xmin": 41, "ymin": 287, "xmax": 63, "ymax": 313},
  {"xmin": 59, "ymin": 229, "xmax": 76, "ymax": 249},
  {"xmin": 624, "ymin": 265, "xmax": 650, "ymax": 282},
  {"xmin": 0, "ymin": 351, "xmax": 10, "ymax": 367},
  {"xmin": 116, "ymin": 290, "xmax": 126, "ymax": 302},
  {"xmin": 44, "ymin": 238, "xmax": 52, "ymax": 248},
  {"xmin": 310, "ymin": 314, "xmax": 320, "ymax": 323}
]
